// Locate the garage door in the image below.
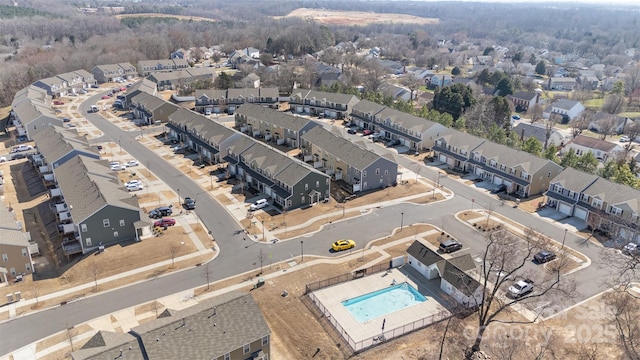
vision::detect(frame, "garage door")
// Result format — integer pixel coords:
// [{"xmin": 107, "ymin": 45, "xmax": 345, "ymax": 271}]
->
[
  {"xmin": 439, "ymin": 154, "xmax": 447, "ymax": 163},
  {"xmin": 574, "ymin": 207, "xmax": 588, "ymax": 220},
  {"xmin": 475, "ymin": 168, "xmax": 484, "ymax": 176},
  {"xmin": 503, "ymin": 180, "xmax": 512, "ymax": 189},
  {"xmin": 493, "ymin": 177, "xmax": 503, "ymax": 185},
  {"xmin": 558, "ymin": 203, "xmax": 572, "ymax": 215}
]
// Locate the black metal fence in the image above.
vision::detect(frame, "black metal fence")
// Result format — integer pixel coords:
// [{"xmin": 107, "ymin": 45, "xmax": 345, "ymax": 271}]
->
[{"xmin": 304, "ymin": 262, "xmax": 390, "ymax": 294}]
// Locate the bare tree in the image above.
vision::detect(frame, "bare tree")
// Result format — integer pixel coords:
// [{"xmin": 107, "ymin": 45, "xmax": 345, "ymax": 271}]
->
[
  {"xmin": 201, "ymin": 264, "xmax": 213, "ymax": 291},
  {"xmin": 169, "ymin": 242, "xmax": 179, "ymax": 268},
  {"xmin": 257, "ymin": 248, "xmax": 267, "ymax": 275},
  {"xmin": 528, "ymin": 103, "xmax": 544, "ymax": 124},
  {"xmin": 597, "ymin": 116, "xmax": 618, "ymax": 140},
  {"xmin": 88, "ymin": 260, "xmax": 102, "ymax": 291},
  {"xmin": 605, "ymin": 291, "xmax": 640, "ymax": 359},
  {"xmin": 622, "ymin": 121, "xmax": 640, "ymax": 154},
  {"xmin": 602, "ymin": 94, "xmax": 626, "ymax": 115},
  {"xmin": 571, "ymin": 111, "xmax": 591, "ymax": 139},
  {"xmin": 543, "ymin": 118, "xmax": 558, "ymax": 149},
  {"xmin": 466, "ymin": 228, "xmax": 573, "ymax": 357},
  {"xmin": 401, "ymin": 73, "xmax": 423, "ymax": 103},
  {"xmin": 31, "ymin": 282, "xmax": 42, "ymax": 308}
]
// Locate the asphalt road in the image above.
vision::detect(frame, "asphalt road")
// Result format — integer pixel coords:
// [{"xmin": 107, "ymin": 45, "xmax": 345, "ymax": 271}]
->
[{"xmin": 0, "ymin": 97, "xmax": 624, "ymax": 354}]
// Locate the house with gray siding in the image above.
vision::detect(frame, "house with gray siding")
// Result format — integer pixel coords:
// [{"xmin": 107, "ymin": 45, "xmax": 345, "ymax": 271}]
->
[
  {"xmin": 221, "ymin": 136, "xmax": 331, "ymax": 210},
  {"xmin": 0, "ymin": 206, "xmax": 35, "ymax": 284},
  {"xmin": 194, "ymin": 88, "xmax": 279, "ymax": 114},
  {"xmin": 53, "ymin": 156, "xmax": 143, "ymax": 255},
  {"xmin": 146, "ymin": 67, "xmax": 215, "ymax": 91},
  {"xmin": 167, "ymin": 108, "xmax": 241, "ymax": 164},
  {"xmin": 432, "ymin": 130, "xmax": 487, "ymax": 172},
  {"xmin": 351, "ymin": 99, "xmax": 449, "ymax": 152},
  {"xmin": 234, "ymin": 103, "xmax": 320, "ymax": 148},
  {"xmin": 300, "ymin": 126, "xmax": 398, "ymax": 194},
  {"xmin": 137, "ymin": 59, "xmax": 189, "ymax": 76},
  {"xmin": 72, "ymin": 292, "xmax": 270, "ymax": 360},
  {"xmin": 91, "ymin": 63, "xmax": 137, "ymax": 83},
  {"xmin": 123, "ymin": 78, "xmax": 158, "ymax": 108},
  {"xmin": 32, "ymin": 76, "xmax": 68, "ymax": 97},
  {"xmin": 545, "ymin": 168, "xmax": 640, "ymax": 242},
  {"xmin": 512, "ymin": 122, "xmax": 565, "ymax": 148},
  {"xmin": 11, "ymin": 85, "xmax": 64, "ymax": 139},
  {"xmin": 131, "ymin": 93, "xmax": 180, "ymax": 125},
  {"xmin": 289, "ymin": 89, "xmax": 359, "ymax": 119}
]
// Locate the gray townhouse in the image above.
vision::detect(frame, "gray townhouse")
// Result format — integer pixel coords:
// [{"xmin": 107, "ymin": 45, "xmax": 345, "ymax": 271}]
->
[
  {"xmin": 91, "ymin": 62, "xmax": 137, "ymax": 83},
  {"xmin": 0, "ymin": 206, "xmax": 36, "ymax": 284},
  {"xmin": 131, "ymin": 93, "xmax": 180, "ymax": 125},
  {"xmin": 512, "ymin": 122, "xmax": 566, "ymax": 148},
  {"xmin": 166, "ymin": 108, "xmax": 241, "ymax": 164},
  {"xmin": 221, "ymin": 135, "xmax": 331, "ymax": 210},
  {"xmin": 52, "ymin": 156, "xmax": 144, "ymax": 255},
  {"xmin": 146, "ymin": 67, "xmax": 215, "ymax": 91},
  {"xmin": 32, "ymin": 76, "xmax": 68, "ymax": 97},
  {"xmin": 11, "ymin": 85, "xmax": 64, "ymax": 139},
  {"xmin": 137, "ymin": 58, "xmax": 189, "ymax": 76},
  {"xmin": 289, "ymin": 89, "xmax": 359, "ymax": 119},
  {"xmin": 545, "ymin": 167, "xmax": 640, "ymax": 242},
  {"xmin": 433, "ymin": 130, "xmax": 563, "ymax": 197},
  {"xmin": 350, "ymin": 99, "xmax": 449, "ymax": 152},
  {"xmin": 194, "ymin": 88, "xmax": 279, "ymax": 115},
  {"xmin": 56, "ymin": 70, "xmax": 91, "ymax": 93},
  {"xmin": 72, "ymin": 292, "xmax": 271, "ymax": 360},
  {"xmin": 234, "ymin": 103, "xmax": 320, "ymax": 148},
  {"xmin": 300, "ymin": 126, "xmax": 398, "ymax": 194},
  {"xmin": 508, "ymin": 91, "xmax": 539, "ymax": 112},
  {"xmin": 466, "ymin": 141, "xmax": 563, "ymax": 197},
  {"xmin": 123, "ymin": 78, "xmax": 158, "ymax": 108}
]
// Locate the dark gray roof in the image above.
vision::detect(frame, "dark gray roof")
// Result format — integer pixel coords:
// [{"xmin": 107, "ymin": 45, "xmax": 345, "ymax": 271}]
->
[
  {"xmin": 72, "ymin": 331, "xmax": 142, "ymax": 360},
  {"xmin": 438, "ymin": 261, "xmax": 482, "ymax": 297},
  {"xmin": 168, "ymin": 108, "xmax": 238, "ymax": 147},
  {"xmin": 227, "ymin": 87, "xmax": 278, "ymax": 99},
  {"xmin": 31, "ymin": 126, "xmax": 97, "ymax": 164},
  {"xmin": 351, "ymin": 99, "xmax": 386, "ymax": 114},
  {"xmin": 301, "ymin": 126, "xmax": 394, "ymax": 170},
  {"xmin": 549, "ymin": 167, "xmax": 599, "ymax": 192},
  {"xmin": 291, "ymin": 89, "xmax": 359, "ymax": 106},
  {"xmin": 195, "ymin": 89, "xmax": 227, "ymax": 100},
  {"xmin": 377, "ymin": 107, "xmax": 440, "ymax": 135},
  {"xmin": 552, "ymin": 99, "xmax": 581, "ymax": 111},
  {"xmin": 137, "ymin": 292, "xmax": 270, "ymax": 360},
  {"xmin": 54, "ymin": 157, "xmax": 139, "ymax": 222},
  {"xmin": 236, "ymin": 103, "xmax": 315, "ymax": 132},
  {"xmin": 127, "ymin": 78, "xmax": 157, "ymax": 95},
  {"xmin": 570, "ymin": 135, "xmax": 619, "ymax": 152},
  {"xmin": 510, "ymin": 91, "xmax": 537, "ymax": 102},
  {"xmin": 446, "ymin": 254, "xmax": 477, "ymax": 272},
  {"xmin": 583, "ymin": 177, "xmax": 640, "ymax": 213},
  {"xmin": 512, "ymin": 122, "xmax": 564, "ymax": 146},
  {"xmin": 473, "ymin": 141, "xmax": 562, "ymax": 174},
  {"xmin": 436, "ymin": 129, "xmax": 486, "ymax": 152},
  {"xmin": 407, "ymin": 241, "xmax": 442, "ymax": 266}
]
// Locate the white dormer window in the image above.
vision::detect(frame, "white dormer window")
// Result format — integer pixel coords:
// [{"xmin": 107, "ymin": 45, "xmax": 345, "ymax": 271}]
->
[{"xmin": 592, "ymin": 199, "xmax": 603, "ymax": 208}]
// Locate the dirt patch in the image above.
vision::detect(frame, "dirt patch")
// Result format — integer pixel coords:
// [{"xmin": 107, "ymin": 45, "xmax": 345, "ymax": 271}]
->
[
  {"xmin": 279, "ymin": 8, "xmax": 439, "ymax": 25},
  {"xmin": 35, "ymin": 323, "xmax": 92, "ymax": 353}
]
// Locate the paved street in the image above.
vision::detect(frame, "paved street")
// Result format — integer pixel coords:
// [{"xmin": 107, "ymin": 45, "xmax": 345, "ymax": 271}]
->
[{"xmin": 0, "ymin": 94, "xmax": 626, "ymax": 355}]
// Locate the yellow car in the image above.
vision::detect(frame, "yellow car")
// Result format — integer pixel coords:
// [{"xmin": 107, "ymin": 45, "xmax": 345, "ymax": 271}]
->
[{"xmin": 332, "ymin": 239, "xmax": 356, "ymax": 252}]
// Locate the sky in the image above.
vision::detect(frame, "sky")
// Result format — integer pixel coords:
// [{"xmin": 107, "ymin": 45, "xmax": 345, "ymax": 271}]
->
[{"xmin": 413, "ymin": 0, "xmax": 640, "ymax": 6}]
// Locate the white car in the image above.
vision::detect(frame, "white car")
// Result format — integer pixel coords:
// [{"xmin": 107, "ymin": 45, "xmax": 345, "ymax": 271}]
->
[
  {"xmin": 125, "ymin": 160, "xmax": 139, "ymax": 167},
  {"xmin": 125, "ymin": 180, "xmax": 143, "ymax": 187},
  {"xmin": 126, "ymin": 183, "xmax": 144, "ymax": 191},
  {"xmin": 620, "ymin": 136, "xmax": 631, "ymax": 143},
  {"xmin": 12, "ymin": 145, "xmax": 33, "ymax": 153},
  {"xmin": 111, "ymin": 164, "xmax": 125, "ymax": 171}
]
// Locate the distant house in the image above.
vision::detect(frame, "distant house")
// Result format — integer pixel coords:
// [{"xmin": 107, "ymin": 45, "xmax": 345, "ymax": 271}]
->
[
  {"xmin": 509, "ymin": 91, "xmax": 539, "ymax": 112},
  {"xmin": 546, "ymin": 77, "xmax": 577, "ymax": 91},
  {"xmin": 32, "ymin": 76, "xmax": 68, "ymax": 97},
  {"xmin": 146, "ymin": 67, "xmax": 215, "ymax": 91},
  {"xmin": 234, "ymin": 103, "xmax": 319, "ymax": 147},
  {"xmin": 91, "ymin": 63, "xmax": 137, "ymax": 83},
  {"xmin": 543, "ymin": 99, "xmax": 585, "ymax": 122},
  {"xmin": 289, "ymin": 89, "xmax": 359, "ymax": 119},
  {"xmin": 194, "ymin": 88, "xmax": 279, "ymax": 115},
  {"xmin": 516, "ymin": 63, "xmax": 536, "ymax": 76},
  {"xmin": 562, "ymin": 135, "xmax": 623, "ymax": 162},
  {"xmin": 588, "ymin": 112, "xmax": 632, "ymax": 134},
  {"xmin": 512, "ymin": 122, "xmax": 565, "ymax": 148},
  {"xmin": 428, "ymin": 74, "xmax": 453, "ymax": 88},
  {"xmin": 379, "ymin": 83, "xmax": 413, "ymax": 102},
  {"xmin": 71, "ymin": 292, "xmax": 271, "ymax": 360},
  {"xmin": 11, "ymin": 85, "xmax": 64, "ymax": 139},
  {"xmin": 137, "ymin": 59, "xmax": 189, "ymax": 77},
  {"xmin": 407, "ymin": 240, "xmax": 481, "ymax": 308},
  {"xmin": 130, "ymin": 93, "xmax": 180, "ymax": 124},
  {"xmin": 123, "ymin": 78, "xmax": 158, "ymax": 108},
  {"xmin": 232, "ymin": 72, "xmax": 261, "ymax": 88}
]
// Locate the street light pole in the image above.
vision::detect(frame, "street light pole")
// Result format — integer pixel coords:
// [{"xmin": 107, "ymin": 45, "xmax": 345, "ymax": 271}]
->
[
  {"xmin": 301, "ymin": 240, "xmax": 304, "ymax": 262},
  {"xmin": 177, "ymin": 188, "xmax": 180, "ymax": 206},
  {"xmin": 118, "ymin": 138, "xmax": 121, "ymax": 154},
  {"xmin": 401, "ymin": 212, "xmax": 404, "ymax": 231},
  {"xmin": 262, "ymin": 220, "xmax": 265, "ymax": 242}
]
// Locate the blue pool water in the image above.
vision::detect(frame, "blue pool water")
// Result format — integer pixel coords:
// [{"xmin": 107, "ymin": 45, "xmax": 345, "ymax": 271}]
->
[{"xmin": 342, "ymin": 283, "xmax": 426, "ymax": 323}]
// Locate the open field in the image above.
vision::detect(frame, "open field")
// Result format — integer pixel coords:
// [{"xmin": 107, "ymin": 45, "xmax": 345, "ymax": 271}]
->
[
  {"xmin": 115, "ymin": 13, "xmax": 216, "ymax": 23},
  {"xmin": 278, "ymin": 8, "xmax": 439, "ymax": 25}
]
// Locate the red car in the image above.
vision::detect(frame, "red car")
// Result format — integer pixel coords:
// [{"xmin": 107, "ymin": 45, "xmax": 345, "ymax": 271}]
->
[
  {"xmin": 363, "ymin": 129, "xmax": 373, "ymax": 136},
  {"xmin": 101, "ymin": 95, "xmax": 111, "ymax": 99},
  {"xmin": 53, "ymin": 100, "xmax": 65, "ymax": 105},
  {"xmin": 153, "ymin": 218, "xmax": 176, "ymax": 227},
  {"xmin": 119, "ymin": 87, "xmax": 127, "ymax": 92}
]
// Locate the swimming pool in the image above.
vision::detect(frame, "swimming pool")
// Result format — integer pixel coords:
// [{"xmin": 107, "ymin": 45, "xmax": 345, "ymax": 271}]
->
[{"xmin": 342, "ymin": 282, "xmax": 427, "ymax": 323}]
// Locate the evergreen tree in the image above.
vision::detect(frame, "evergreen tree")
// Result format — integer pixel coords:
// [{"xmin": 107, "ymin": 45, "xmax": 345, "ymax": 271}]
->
[
  {"xmin": 521, "ymin": 137, "xmax": 543, "ymax": 156},
  {"xmin": 560, "ymin": 149, "xmax": 579, "ymax": 168},
  {"xmin": 535, "ymin": 61, "xmax": 546, "ymax": 75},
  {"xmin": 575, "ymin": 152, "xmax": 599, "ymax": 174}
]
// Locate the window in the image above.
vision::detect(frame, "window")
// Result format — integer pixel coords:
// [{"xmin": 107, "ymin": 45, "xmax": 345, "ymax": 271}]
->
[
  {"xmin": 611, "ymin": 207, "xmax": 622, "ymax": 216},
  {"xmin": 119, "ymin": 219, "xmax": 125, "ymax": 227},
  {"xmin": 375, "ymin": 168, "xmax": 380, "ymax": 175},
  {"xmin": 113, "ymin": 231, "xmax": 119, "ymax": 237},
  {"xmin": 384, "ymin": 170, "xmax": 389, "ymax": 176},
  {"xmin": 25, "ymin": 263, "xmax": 31, "ymax": 272},
  {"xmin": 305, "ymin": 183, "xmax": 309, "ymax": 190},
  {"xmin": 2, "ymin": 254, "xmax": 7, "ymax": 262},
  {"xmin": 363, "ymin": 170, "xmax": 367, "ymax": 177},
  {"xmin": 22, "ymin": 249, "xmax": 27, "ymax": 257},
  {"xmin": 10, "ymin": 268, "xmax": 15, "ymax": 276},
  {"xmin": 380, "ymin": 178, "xmax": 383, "ymax": 184},
  {"xmin": 262, "ymin": 335, "xmax": 269, "ymax": 346},
  {"xmin": 592, "ymin": 199, "xmax": 603, "ymax": 208},
  {"xmin": 363, "ymin": 182, "xmax": 368, "ymax": 189},
  {"xmin": 316, "ymin": 180, "xmax": 319, "ymax": 188},
  {"xmin": 86, "ymin": 238, "xmax": 92, "ymax": 246},
  {"xmin": 301, "ymin": 196, "xmax": 305, "ymax": 203},
  {"xmin": 103, "ymin": 219, "xmax": 110, "ymax": 227},
  {"xmin": 224, "ymin": 353, "xmax": 230, "ymax": 360},
  {"xmin": 243, "ymin": 343, "xmax": 250, "ymax": 354}
]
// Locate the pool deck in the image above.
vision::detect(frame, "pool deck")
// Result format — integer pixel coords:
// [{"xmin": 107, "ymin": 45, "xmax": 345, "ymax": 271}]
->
[{"xmin": 312, "ymin": 267, "xmax": 449, "ymax": 346}]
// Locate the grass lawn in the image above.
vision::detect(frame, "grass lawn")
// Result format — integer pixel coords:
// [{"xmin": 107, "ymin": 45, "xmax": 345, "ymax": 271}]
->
[
  {"xmin": 619, "ymin": 111, "xmax": 640, "ymax": 118},
  {"xmin": 583, "ymin": 97, "xmax": 605, "ymax": 110}
]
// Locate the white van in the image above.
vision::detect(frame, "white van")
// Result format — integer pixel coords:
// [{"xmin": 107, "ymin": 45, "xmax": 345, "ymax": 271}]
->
[{"xmin": 249, "ymin": 199, "xmax": 268, "ymax": 211}]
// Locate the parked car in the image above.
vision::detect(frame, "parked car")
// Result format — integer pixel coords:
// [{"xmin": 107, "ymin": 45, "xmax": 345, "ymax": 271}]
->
[
  {"xmin": 126, "ymin": 183, "xmax": 144, "ymax": 192},
  {"xmin": 347, "ymin": 128, "xmax": 358, "ymax": 134},
  {"xmin": 17, "ymin": 135, "xmax": 28, "ymax": 142},
  {"xmin": 249, "ymin": 198, "xmax": 269, "ymax": 211},
  {"xmin": 620, "ymin": 135, "xmax": 631, "ymax": 143},
  {"xmin": 79, "ymin": 89, "xmax": 88, "ymax": 94},
  {"xmin": 125, "ymin": 180, "xmax": 143, "ymax": 187},
  {"xmin": 12, "ymin": 145, "xmax": 33, "ymax": 153},
  {"xmin": 183, "ymin": 197, "xmax": 196, "ymax": 210},
  {"xmin": 492, "ymin": 184, "xmax": 507, "ymax": 194},
  {"xmin": 91, "ymin": 84, "xmax": 99, "ymax": 89},
  {"xmin": 623, "ymin": 242, "xmax": 639, "ymax": 256},
  {"xmin": 533, "ymin": 250, "xmax": 557, "ymax": 264},
  {"xmin": 362, "ymin": 129, "xmax": 373, "ymax": 136},
  {"xmin": 149, "ymin": 206, "xmax": 173, "ymax": 219},
  {"xmin": 62, "ymin": 117, "xmax": 71, "ymax": 122},
  {"xmin": 101, "ymin": 95, "xmax": 110, "ymax": 99},
  {"xmin": 332, "ymin": 239, "xmax": 356, "ymax": 252},
  {"xmin": 110, "ymin": 164, "xmax": 125, "ymax": 171},
  {"xmin": 439, "ymin": 239, "xmax": 463, "ymax": 253},
  {"xmin": 511, "ymin": 115, "xmax": 521, "ymax": 120},
  {"xmin": 508, "ymin": 279, "xmax": 534, "ymax": 298},
  {"xmin": 386, "ymin": 139, "xmax": 401, "ymax": 147},
  {"xmin": 124, "ymin": 160, "xmax": 139, "ymax": 167},
  {"xmin": 154, "ymin": 218, "xmax": 176, "ymax": 227},
  {"xmin": 53, "ymin": 100, "xmax": 65, "ymax": 105}
]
